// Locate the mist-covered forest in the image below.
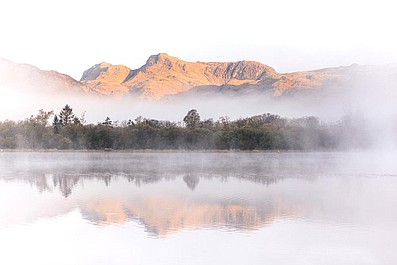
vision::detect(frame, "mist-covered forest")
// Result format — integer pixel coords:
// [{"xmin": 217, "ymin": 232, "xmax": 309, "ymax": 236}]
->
[{"xmin": 0, "ymin": 105, "xmax": 373, "ymax": 150}]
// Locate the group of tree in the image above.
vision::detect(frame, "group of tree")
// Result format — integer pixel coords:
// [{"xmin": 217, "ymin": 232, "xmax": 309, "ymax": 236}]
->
[{"xmin": 0, "ymin": 105, "xmax": 373, "ymax": 150}]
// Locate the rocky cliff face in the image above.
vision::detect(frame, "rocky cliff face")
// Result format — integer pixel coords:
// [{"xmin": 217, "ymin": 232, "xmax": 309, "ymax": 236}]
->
[
  {"xmin": 80, "ymin": 53, "xmax": 360, "ymax": 98},
  {"xmin": 2, "ymin": 54, "xmax": 396, "ymax": 100},
  {"xmin": 81, "ymin": 53, "xmax": 280, "ymax": 98},
  {"xmin": 80, "ymin": 62, "xmax": 131, "ymax": 95}
]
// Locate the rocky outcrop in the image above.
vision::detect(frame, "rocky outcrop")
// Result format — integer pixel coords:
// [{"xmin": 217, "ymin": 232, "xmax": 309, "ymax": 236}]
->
[{"xmin": 80, "ymin": 62, "xmax": 131, "ymax": 95}]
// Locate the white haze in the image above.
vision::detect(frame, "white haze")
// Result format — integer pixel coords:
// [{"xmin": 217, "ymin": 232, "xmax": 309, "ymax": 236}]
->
[
  {"xmin": 0, "ymin": 81, "xmax": 394, "ymax": 122},
  {"xmin": 1, "ymin": 0, "xmax": 397, "ymax": 79},
  {"xmin": 0, "ymin": 87, "xmax": 349, "ymax": 123},
  {"xmin": 1, "ymin": 61, "xmax": 397, "ymax": 149}
]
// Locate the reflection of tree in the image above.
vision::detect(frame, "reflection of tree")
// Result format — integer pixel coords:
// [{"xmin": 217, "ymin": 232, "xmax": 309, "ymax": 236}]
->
[
  {"xmin": 0, "ymin": 152, "xmax": 322, "ymax": 197},
  {"xmin": 103, "ymin": 175, "xmax": 112, "ymax": 186},
  {"xmin": 26, "ymin": 174, "xmax": 53, "ymax": 193},
  {"xmin": 1, "ymin": 171, "xmax": 290, "ymax": 198},
  {"xmin": 183, "ymin": 174, "xmax": 199, "ymax": 190},
  {"xmin": 53, "ymin": 174, "xmax": 80, "ymax": 198}
]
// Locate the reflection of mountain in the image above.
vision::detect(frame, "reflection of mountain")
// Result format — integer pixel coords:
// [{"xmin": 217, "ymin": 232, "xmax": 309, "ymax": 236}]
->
[
  {"xmin": 82, "ymin": 199, "xmax": 129, "ymax": 225},
  {"xmin": 1, "ymin": 152, "xmax": 396, "ymax": 241},
  {"xmin": 0, "ymin": 174, "xmax": 301, "ymax": 236},
  {"xmin": 0, "ymin": 152, "xmax": 340, "ymax": 236},
  {"xmin": 129, "ymin": 199, "xmax": 294, "ymax": 237},
  {"xmin": 81, "ymin": 196, "xmax": 296, "ymax": 237},
  {"xmin": 1, "ymin": 171, "xmax": 299, "ymax": 236}
]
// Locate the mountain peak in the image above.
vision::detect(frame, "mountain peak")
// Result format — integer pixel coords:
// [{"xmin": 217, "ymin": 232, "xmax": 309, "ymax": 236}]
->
[
  {"xmin": 79, "ymin": 62, "xmax": 131, "ymax": 95},
  {"xmin": 80, "ymin": 62, "xmax": 130, "ymax": 82},
  {"xmin": 80, "ymin": 62, "xmax": 111, "ymax": 81},
  {"xmin": 145, "ymin": 53, "xmax": 181, "ymax": 68},
  {"xmin": 150, "ymin": 53, "xmax": 173, "ymax": 60}
]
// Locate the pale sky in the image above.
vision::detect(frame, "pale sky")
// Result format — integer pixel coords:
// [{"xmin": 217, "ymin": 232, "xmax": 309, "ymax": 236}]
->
[{"xmin": 1, "ymin": 0, "xmax": 396, "ymax": 80}]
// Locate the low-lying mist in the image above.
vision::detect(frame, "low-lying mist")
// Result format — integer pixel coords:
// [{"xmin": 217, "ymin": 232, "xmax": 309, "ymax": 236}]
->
[{"xmin": 1, "ymin": 63, "xmax": 397, "ymax": 150}]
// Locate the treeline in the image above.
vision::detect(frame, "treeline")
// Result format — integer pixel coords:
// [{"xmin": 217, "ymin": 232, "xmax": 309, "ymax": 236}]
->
[{"xmin": 0, "ymin": 105, "xmax": 372, "ymax": 150}]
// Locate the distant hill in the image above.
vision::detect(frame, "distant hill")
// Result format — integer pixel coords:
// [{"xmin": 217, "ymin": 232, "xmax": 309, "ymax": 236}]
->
[
  {"xmin": 0, "ymin": 58, "xmax": 91, "ymax": 95},
  {"xmin": 1, "ymin": 54, "xmax": 397, "ymax": 100}
]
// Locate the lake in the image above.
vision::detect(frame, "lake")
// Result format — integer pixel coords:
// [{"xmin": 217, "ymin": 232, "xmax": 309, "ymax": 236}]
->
[{"xmin": 0, "ymin": 151, "xmax": 396, "ymax": 265}]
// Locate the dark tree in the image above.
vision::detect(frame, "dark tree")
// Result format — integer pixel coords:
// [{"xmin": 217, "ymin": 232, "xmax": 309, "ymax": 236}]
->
[
  {"xmin": 59, "ymin": 104, "xmax": 75, "ymax": 126},
  {"xmin": 102, "ymin": 117, "xmax": 112, "ymax": 126},
  {"xmin": 183, "ymin": 109, "xmax": 201, "ymax": 129},
  {"xmin": 127, "ymin": 119, "xmax": 134, "ymax": 127},
  {"xmin": 52, "ymin": 115, "xmax": 61, "ymax": 134},
  {"xmin": 73, "ymin": 117, "xmax": 82, "ymax": 126}
]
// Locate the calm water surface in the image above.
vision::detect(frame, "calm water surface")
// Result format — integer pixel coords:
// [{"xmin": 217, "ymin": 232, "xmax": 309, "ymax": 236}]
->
[{"xmin": 0, "ymin": 151, "xmax": 397, "ymax": 265}]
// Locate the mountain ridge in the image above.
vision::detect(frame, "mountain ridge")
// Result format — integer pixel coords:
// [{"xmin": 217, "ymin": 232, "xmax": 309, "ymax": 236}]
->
[
  {"xmin": 80, "ymin": 53, "xmax": 280, "ymax": 97},
  {"xmin": 80, "ymin": 53, "xmax": 347, "ymax": 98},
  {"xmin": 2, "ymin": 54, "xmax": 397, "ymax": 99}
]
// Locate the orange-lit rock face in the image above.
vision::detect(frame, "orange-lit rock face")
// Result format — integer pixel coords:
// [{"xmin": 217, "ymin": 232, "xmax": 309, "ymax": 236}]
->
[
  {"xmin": 80, "ymin": 53, "xmax": 350, "ymax": 98},
  {"xmin": 81, "ymin": 53, "xmax": 281, "ymax": 98},
  {"xmin": 272, "ymin": 70, "xmax": 342, "ymax": 96},
  {"xmin": 3, "ymin": 55, "xmax": 393, "ymax": 99},
  {"xmin": 80, "ymin": 63, "xmax": 131, "ymax": 95}
]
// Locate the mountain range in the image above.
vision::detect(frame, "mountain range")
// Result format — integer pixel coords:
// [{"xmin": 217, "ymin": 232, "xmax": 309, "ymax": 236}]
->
[{"xmin": 2, "ymin": 53, "xmax": 396, "ymax": 99}]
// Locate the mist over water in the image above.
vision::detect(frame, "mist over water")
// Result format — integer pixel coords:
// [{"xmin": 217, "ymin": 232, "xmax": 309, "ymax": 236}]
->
[{"xmin": 1, "ymin": 151, "xmax": 397, "ymax": 265}]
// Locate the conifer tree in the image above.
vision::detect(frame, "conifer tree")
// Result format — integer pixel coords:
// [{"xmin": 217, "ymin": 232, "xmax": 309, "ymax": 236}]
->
[
  {"xmin": 59, "ymin": 104, "xmax": 74, "ymax": 126},
  {"xmin": 52, "ymin": 115, "xmax": 61, "ymax": 134}
]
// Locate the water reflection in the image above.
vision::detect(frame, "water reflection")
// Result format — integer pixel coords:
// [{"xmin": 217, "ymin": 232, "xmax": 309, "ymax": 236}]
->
[
  {"xmin": 1, "ymin": 151, "xmax": 397, "ymax": 238},
  {"xmin": 0, "ymin": 173, "xmax": 296, "ymax": 237}
]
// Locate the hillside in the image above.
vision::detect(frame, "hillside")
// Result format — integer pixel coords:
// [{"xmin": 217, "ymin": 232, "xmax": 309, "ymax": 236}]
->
[{"xmin": 0, "ymin": 58, "xmax": 91, "ymax": 95}]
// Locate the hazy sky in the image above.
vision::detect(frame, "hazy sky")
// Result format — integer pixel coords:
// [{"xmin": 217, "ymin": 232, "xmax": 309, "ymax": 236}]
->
[{"xmin": 1, "ymin": 0, "xmax": 396, "ymax": 80}]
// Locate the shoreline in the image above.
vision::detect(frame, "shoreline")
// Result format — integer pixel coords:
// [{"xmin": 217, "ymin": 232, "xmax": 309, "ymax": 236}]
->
[
  {"xmin": 0, "ymin": 148, "xmax": 304, "ymax": 153},
  {"xmin": 0, "ymin": 148, "xmax": 353, "ymax": 154}
]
